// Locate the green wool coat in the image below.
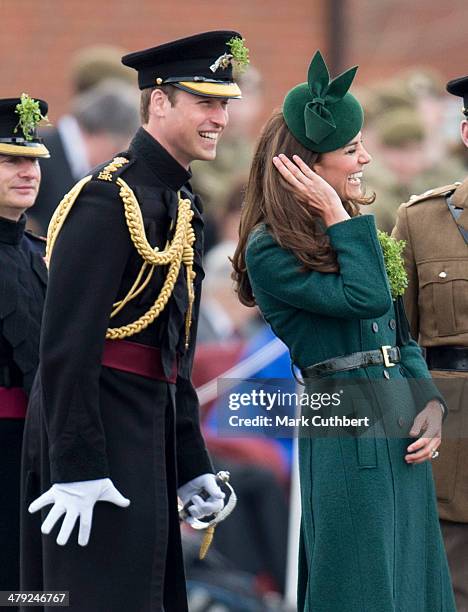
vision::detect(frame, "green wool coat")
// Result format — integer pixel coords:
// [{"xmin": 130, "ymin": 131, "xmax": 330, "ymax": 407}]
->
[{"xmin": 245, "ymin": 215, "xmax": 455, "ymax": 612}]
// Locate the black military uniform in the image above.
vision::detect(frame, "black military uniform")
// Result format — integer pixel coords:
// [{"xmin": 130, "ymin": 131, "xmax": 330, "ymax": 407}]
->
[
  {"xmin": 21, "ymin": 32, "xmax": 244, "ymax": 612},
  {"xmin": 0, "ymin": 97, "xmax": 49, "ymax": 595}
]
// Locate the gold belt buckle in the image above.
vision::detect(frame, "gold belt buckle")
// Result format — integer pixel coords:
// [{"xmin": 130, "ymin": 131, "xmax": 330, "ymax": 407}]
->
[{"xmin": 381, "ymin": 345, "xmax": 395, "ymax": 368}]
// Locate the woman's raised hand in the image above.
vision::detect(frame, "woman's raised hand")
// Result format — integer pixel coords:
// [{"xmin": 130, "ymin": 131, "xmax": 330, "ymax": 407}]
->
[{"xmin": 272, "ymin": 154, "xmax": 350, "ymax": 226}]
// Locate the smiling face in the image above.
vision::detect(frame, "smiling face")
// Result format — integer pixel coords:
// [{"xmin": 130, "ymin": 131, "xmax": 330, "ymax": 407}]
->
[
  {"xmin": 147, "ymin": 88, "xmax": 229, "ymax": 168},
  {"xmin": 0, "ymin": 155, "xmax": 41, "ymax": 221},
  {"xmin": 312, "ymin": 132, "xmax": 372, "ymax": 201}
]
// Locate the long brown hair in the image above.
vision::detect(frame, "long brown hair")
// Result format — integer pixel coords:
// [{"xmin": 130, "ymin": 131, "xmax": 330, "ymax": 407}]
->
[{"xmin": 232, "ymin": 111, "xmax": 374, "ymax": 306}]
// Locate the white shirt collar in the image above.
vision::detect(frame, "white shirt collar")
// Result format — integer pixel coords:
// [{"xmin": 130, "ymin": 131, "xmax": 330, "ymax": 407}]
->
[{"xmin": 57, "ymin": 115, "xmax": 90, "ymax": 180}]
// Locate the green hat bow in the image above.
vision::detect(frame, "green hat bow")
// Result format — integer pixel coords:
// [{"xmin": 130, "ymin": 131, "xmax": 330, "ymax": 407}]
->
[
  {"xmin": 305, "ymin": 51, "xmax": 358, "ymax": 144},
  {"xmin": 283, "ymin": 50, "xmax": 363, "ymax": 153}
]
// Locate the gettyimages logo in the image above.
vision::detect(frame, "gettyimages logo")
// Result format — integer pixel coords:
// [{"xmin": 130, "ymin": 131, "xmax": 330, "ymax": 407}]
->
[
  {"xmin": 219, "ymin": 386, "xmax": 367, "ymax": 434},
  {"xmin": 227, "ymin": 389, "xmax": 342, "ymax": 411}
]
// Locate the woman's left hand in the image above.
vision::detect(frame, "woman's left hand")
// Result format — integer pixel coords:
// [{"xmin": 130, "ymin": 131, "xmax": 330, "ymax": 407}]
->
[
  {"xmin": 272, "ymin": 154, "xmax": 349, "ymax": 226},
  {"xmin": 405, "ymin": 399, "xmax": 443, "ymax": 464}
]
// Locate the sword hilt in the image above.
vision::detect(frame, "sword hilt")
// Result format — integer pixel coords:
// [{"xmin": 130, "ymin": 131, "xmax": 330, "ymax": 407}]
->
[{"xmin": 178, "ymin": 470, "xmax": 237, "ymax": 527}]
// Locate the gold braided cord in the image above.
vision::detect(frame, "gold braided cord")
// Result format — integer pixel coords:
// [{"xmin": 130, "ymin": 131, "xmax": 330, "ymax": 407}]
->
[
  {"xmin": 116, "ymin": 178, "xmax": 193, "ymax": 265},
  {"xmin": 106, "ymin": 179, "xmax": 196, "ymax": 341},
  {"xmin": 46, "ymin": 175, "xmax": 93, "ymax": 262},
  {"xmin": 110, "ymin": 262, "xmax": 155, "ymax": 317},
  {"xmin": 183, "ymin": 225, "xmax": 196, "ymax": 348},
  {"xmin": 106, "ymin": 256, "xmax": 183, "ymax": 339},
  {"xmin": 45, "ymin": 158, "xmax": 197, "ymax": 345}
]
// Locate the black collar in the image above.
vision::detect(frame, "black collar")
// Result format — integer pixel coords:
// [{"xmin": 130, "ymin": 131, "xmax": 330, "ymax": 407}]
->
[
  {"xmin": 0, "ymin": 214, "xmax": 26, "ymax": 245},
  {"xmin": 129, "ymin": 127, "xmax": 191, "ymax": 191}
]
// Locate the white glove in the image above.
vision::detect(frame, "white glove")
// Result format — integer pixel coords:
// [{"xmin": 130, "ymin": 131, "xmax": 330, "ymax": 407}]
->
[
  {"xmin": 28, "ymin": 478, "xmax": 130, "ymax": 547},
  {"xmin": 178, "ymin": 473, "xmax": 225, "ymax": 521}
]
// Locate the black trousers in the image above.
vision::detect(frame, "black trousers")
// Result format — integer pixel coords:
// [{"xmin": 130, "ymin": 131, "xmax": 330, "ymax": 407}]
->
[
  {"xmin": 21, "ymin": 369, "xmax": 187, "ymax": 612},
  {"xmin": 0, "ymin": 418, "xmax": 24, "ymax": 612}
]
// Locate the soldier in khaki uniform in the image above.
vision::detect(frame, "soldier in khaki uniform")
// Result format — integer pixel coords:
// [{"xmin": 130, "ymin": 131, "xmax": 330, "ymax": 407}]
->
[{"xmin": 393, "ymin": 74, "xmax": 468, "ymax": 611}]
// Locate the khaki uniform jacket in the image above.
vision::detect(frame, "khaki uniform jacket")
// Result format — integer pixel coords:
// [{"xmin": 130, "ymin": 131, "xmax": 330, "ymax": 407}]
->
[{"xmin": 393, "ymin": 178, "xmax": 468, "ymax": 522}]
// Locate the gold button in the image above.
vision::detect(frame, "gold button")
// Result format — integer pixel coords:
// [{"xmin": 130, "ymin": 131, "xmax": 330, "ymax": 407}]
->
[
  {"xmin": 156, "ymin": 77, "xmax": 163, "ymax": 85},
  {"xmin": 438, "ymin": 271, "xmax": 447, "ymax": 278}
]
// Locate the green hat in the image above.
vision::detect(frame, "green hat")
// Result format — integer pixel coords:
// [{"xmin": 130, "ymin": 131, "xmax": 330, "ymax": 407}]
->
[{"xmin": 283, "ymin": 51, "xmax": 363, "ymax": 153}]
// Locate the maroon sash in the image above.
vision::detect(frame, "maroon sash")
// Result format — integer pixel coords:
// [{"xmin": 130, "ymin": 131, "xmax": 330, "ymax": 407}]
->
[
  {"xmin": 101, "ymin": 339, "xmax": 177, "ymax": 383},
  {"xmin": 0, "ymin": 387, "xmax": 28, "ymax": 418}
]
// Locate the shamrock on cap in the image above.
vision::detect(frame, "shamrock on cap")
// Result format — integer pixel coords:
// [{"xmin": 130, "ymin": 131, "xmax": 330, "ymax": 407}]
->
[{"xmin": 15, "ymin": 93, "xmax": 50, "ymax": 142}]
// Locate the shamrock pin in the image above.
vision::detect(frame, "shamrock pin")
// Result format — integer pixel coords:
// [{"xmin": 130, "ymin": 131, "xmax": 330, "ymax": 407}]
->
[
  {"xmin": 14, "ymin": 93, "xmax": 49, "ymax": 141},
  {"xmin": 377, "ymin": 230, "xmax": 408, "ymax": 299},
  {"xmin": 210, "ymin": 37, "xmax": 249, "ymax": 74}
]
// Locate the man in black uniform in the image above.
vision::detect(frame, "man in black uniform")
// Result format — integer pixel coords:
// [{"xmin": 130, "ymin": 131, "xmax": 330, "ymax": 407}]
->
[
  {"xmin": 21, "ymin": 31, "xmax": 246, "ymax": 612},
  {"xmin": 0, "ymin": 96, "xmax": 49, "ymax": 595}
]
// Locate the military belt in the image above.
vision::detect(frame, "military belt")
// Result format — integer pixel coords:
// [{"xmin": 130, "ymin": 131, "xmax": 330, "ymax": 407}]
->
[
  {"xmin": 426, "ymin": 346, "xmax": 468, "ymax": 372},
  {"xmin": 301, "ymin": 346, "xmax": 401, "ymax": 380}
]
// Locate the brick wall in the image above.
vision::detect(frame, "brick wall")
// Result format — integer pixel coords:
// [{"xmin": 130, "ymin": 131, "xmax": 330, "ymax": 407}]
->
[
  {"xmin": 1, "ymin": 0, "xmax": 466, "ymax": 128},
  {"xmin": 347, "ymin": 0, "xmax": 467, "ymax": 83},
  {"xmin": 0, "ymin": 0, "xmax": 325, "ymax": 129}
]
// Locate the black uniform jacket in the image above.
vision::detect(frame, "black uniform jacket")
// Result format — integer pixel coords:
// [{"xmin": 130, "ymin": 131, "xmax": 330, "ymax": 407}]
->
[
  {"xmin": 38, "ymin": 127, "xmax": 212, "ymax": 484},
  {"xmin": 0, "ymin": 215, "xmax": 47, "ymax": 395},
  {"xmin": 0, "ymin": 214, "xmax": 46, "ymax": 599}
]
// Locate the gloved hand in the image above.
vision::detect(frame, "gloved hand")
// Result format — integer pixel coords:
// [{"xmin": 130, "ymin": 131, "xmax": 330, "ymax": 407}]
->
[
  {"xmin": 177, "ymin": 473, "xmax": 225, "ymax": 521},
  {"xmin": 28, "ymin": 478, "xmax": 130, "ymax": 546}
]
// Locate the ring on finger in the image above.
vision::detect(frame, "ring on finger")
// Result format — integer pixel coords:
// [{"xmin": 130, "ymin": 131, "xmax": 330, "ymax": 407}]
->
[{"xmin": 431, "ymin": 449, "xmax": 440, "ymax": 460}]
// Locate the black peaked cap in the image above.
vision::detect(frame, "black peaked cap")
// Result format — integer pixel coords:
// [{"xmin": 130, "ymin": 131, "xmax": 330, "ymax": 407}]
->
[
  {"xmin": 446, "ymin": 75, "xmax": 468, "ymax": 113},
  {"xmin": 121, "ymin": 30, "xmax": 243, "ymax": 98},
  {"xmin": 0, "ymin": 97, "xmax": 50, "ymax": 158}
]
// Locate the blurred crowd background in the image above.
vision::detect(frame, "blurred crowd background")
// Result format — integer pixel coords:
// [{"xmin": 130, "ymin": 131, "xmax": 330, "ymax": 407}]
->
[{"xmin": 3, "ymin": 0, "xmax": 466, "ymax": 609}]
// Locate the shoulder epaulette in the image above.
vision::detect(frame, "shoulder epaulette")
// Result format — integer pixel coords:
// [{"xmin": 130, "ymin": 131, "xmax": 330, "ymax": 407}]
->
[
  {"xmin": 404, "ymin": 182, "xmax": 461, "ymax": 207},
  {"xmin": 94, "ymin": 156, "xmax": 134, "ymax": 183},
  {"xmin": 24, "ymin": 229, "xmax": 46, "ymax": 243}
]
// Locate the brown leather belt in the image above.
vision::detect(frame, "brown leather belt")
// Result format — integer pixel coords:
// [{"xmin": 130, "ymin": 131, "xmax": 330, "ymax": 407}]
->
[
  {"xmin": 425, "ymin": 346, "xmax": 468, "ymax": 372},
  {"xmin": 102, "ymin": 339, "xmax": 177, "ymax": 383},
  {"xmin": 0, "ymin": 387, "xmax": 28, "ymax": 418},
  {"xmin": 301, "ymin": 345, "xmax": 401, "ymax": 380}
]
